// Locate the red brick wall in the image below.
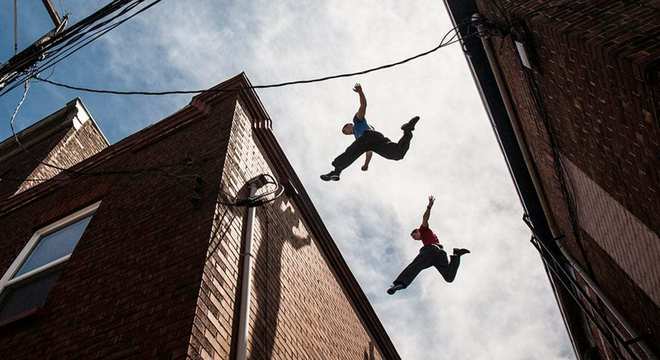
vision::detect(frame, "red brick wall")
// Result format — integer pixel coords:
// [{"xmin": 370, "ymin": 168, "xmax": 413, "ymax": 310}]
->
[
  {"xmin": 0, "ymin": 124, "xmax": 69, "ymax": 199},
  {"xmin": 0, "ymin": 89, "xmax": 390, "ymax": 359},
  {"xmin": 187, "ymin": 100, "xmax": 385, "ymax": 360},
  {"xmin": 18, "ymin": 119, "xmax": 108, "ymax": 194},
  {"xmin": 579, "ymin": 230, "xmax": 660, "ymax": 356},
  {"xmin": 0, "ymin": 107, "xmax": 108, "ymax": 199},
  {"xmin": 477, "ymin": 0, "xmax": 660, "ymax": 231},
  {"xmin": 0, "ymin": 101, "xmax": 228, "ymax": 359},
  {"xmin": 475, "ymin": 0, "xmax": 660, "ymax": 355}
]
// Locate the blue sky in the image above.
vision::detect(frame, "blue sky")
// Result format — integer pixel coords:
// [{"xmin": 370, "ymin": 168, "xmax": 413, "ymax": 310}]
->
[{"xmin": 1, "ymin": 1, "xmax": 573, "ymax": 359}]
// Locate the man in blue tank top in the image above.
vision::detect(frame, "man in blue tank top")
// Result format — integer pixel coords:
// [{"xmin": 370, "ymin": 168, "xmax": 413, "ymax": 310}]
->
[{"xmin": 320, "ymin": 83, "xmax": 420, "ymax": 181}]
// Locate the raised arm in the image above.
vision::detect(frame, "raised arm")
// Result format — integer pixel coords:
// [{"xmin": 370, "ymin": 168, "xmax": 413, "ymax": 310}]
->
[
  {"xmin": 421, "ymin": 195, "xmax": 435, "ymax": 228},
  {"xmin": 353, "ymin": 83, "xmax": 367, "ymax": 119}
]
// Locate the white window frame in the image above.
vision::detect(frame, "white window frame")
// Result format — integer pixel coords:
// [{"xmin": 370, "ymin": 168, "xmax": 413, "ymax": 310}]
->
[{"xmin": 0, "ymin": 201, "xmax": 101, "ymax": 296}]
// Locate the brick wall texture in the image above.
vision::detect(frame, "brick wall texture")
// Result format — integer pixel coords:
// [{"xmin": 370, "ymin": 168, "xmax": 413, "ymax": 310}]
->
[
  {"xmin": 475, "ymin": 0, "xmax": 660, "ymax": 357},
  {"xmin": 0, "ymin": 83, "xmax": 391, "ymax": 359},
  {"xmin": 188, "ymin": 100, "xmax": 384, "ymax": 360},
  {"xmin": 0, "ymin": 104, "xmax": 108, "ymax": 198}
]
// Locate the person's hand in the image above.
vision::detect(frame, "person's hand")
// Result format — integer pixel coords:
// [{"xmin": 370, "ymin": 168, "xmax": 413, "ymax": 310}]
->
[
  {"xmin": 353, "ymin": 83, "xmax": 362, "ymax": 93},
  {"xmin": 427, "ymin": 195, "xmax": 435, "ymax": 207},
  {"xmin": 361, "ymin": 164, "xmax": 369, "ymax": 171}
]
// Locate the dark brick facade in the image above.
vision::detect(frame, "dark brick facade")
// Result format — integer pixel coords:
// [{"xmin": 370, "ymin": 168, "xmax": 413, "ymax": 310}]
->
[
  {"xmin": 0, "ymin": 75, "xmax": 397, "ymax": 359},
  {"xmin": 474, "ymin": 0, "xmax": 660, "ymax": 358},
  {"xmin": 0, "ymin": 99, "xmax": 108, "ymax": 199}
]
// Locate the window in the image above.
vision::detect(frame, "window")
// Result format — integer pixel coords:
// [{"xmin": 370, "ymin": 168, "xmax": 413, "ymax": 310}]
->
[{"xmin": 0, "ymin": 202, "xmax": 99, "ymax": 323}]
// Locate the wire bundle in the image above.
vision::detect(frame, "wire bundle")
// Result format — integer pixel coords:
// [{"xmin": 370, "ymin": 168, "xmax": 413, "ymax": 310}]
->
[
  {"xmin": 219, "ymin": 174, "xmax": 285, "ymax": 208},
  {"xmin": 1, "ymin": 5, "xmax": 482, "ymax": 187},
  {"xmin": 0, "ymin": 0, "xmax": 164, "ymax": 97}
]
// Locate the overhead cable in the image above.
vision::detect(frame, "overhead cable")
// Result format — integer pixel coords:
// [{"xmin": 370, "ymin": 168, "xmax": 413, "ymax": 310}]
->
[
  {"xmin": 1, "ymin": 20, "xmax": 479, "ymax": 186},
  {"xmin": 0, "ymin": 0, "xmax": 163, "ymax": 97},
  {"xmin": 33, "ymin": 25, "xmax": 477, "ymax": 96}
]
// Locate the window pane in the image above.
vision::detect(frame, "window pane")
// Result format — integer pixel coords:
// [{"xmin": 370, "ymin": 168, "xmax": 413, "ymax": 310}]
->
[
  {"xmin": 14, "ymin": 215, "xmax": 92, "ymax": 278},
  {"xmin": 0, "ymin": 270, "xmax": 61, "ymax": 322}
]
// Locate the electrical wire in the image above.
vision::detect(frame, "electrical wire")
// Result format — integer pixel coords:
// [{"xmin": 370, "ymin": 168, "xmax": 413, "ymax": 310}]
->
[
  {"xmin": 0, "ymin": 0, "xmax": 162, "ymax": 97},
  {"xmin": 216, "ymin": 174, "xmax": 285, "ymax": 208},
  {"xmin": 0, "ymin": 1, "xmax": 181, "ymax": 183},
  {"xmin": 4, "ymin": 81, "xmax": 206, "ymax": 184},
  {"xmin": 32, "ymin": 24, "xmax": 478, "ymax": 95},
  {"xmin": 35, "ymin": 0, "xmax": 163, "ymax": 79},
  {"xmin": 206, "ymin": 207, "xmax": 239, "ymax": 260},
  {"xmin": 9, "ymin": 80, "xmax": 31, "ymax": 150},
  {"xmin": 1, "ymin": 17, "xmax": 481, "ymax": 186}
]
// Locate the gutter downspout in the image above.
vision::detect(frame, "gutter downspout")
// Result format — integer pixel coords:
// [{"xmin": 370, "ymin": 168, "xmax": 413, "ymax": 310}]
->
[
  {"xmin": 473, "ymin": 14, "xmax": 559, "ymax": 237},
  {"xmin": 236, "ymin": 182, "xmax": 258, "ymax": 360},
  {"xmin": 470, "ymin": 13, "xmax": 581, "ymax": 359},
  {"xmin": 473, "ymin": 13, "xmax": 655, "ymax": 359}
]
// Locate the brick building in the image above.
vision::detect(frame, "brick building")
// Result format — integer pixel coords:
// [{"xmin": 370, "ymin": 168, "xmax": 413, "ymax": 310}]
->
[
  {"xmin": 0, "ymin": 74, "xmax": 399, "ymax": 359},
  {"xmin": 445, "ymin": 1, "xmax": 660, "ymax": 359}
]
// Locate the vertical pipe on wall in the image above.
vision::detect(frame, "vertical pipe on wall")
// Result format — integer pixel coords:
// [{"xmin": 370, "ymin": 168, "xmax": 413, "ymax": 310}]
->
[
  {"xmin": 236, "ymin": 182, "xmax": 258, "ymax": 360},
  {"xmin": 474, "ymin": 13, "xmax": 656, "ymax": 360},
  {"xmin": 473, "ymin": 14, "xmax": 560, "ymax": 238}
]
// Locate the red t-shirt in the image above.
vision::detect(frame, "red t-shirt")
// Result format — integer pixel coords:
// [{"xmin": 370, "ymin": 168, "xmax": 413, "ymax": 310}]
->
[{"xmin": 419, "ymin": 225, "xmax": 440, "ymax": 246}]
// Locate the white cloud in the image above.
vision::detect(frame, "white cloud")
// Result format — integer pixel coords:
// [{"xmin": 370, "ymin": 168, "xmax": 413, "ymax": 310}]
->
[{"xmin": 3, "ymin": 1, "xmax": 573, "ymax": 358}]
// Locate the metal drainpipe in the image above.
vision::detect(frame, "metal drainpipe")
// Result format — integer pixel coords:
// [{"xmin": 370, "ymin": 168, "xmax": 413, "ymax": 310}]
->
[
  {"xmin": 474, "ymin": 13, "xmax": 655, "ymax": 359},
  {"xmin": 473, "ymin": 14, "xmax": 560, "ymax": 238},
  {"xmin": 472, "ymin": 14, "xmax": 582, "ymax": 358},
  {"xmin": 236, "ymin": 182, "xmax": 258, "ymax": 360}
]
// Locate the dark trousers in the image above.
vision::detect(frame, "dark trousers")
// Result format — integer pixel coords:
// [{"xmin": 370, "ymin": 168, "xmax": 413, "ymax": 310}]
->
[
  {"xmin": 393, "ymin": 244, "xmax": 461, "ymax": 288},
  {"xmin": 331, "ymin": 130, "xmax": 412, "ymax": 173}
]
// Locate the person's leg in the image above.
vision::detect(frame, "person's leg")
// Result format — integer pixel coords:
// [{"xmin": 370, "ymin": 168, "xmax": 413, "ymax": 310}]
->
[
  {"xmin": 321, "ymin": 136, "xmax": 371, "ymax": 180},
  {"xmin": 436, "ymin": 255, "xmax": 460, "ymax": 283},
  {"xmin": 396, "ymin": 131, "xmax": 413, "ymax": 157},
  {"xmin": 371, "ymin": 129, "xmax": 413, "ymax": 161},
  {"xmin": 434, "ymin": 248, "xmax": 469, "ymax": 283},
  {"xmin": 390, "ymin": 248, "xmax": 434, "ymax": 291},
  {"xmin": 331, "ymin": 140, "xmax": 368, "ymax": 171}
]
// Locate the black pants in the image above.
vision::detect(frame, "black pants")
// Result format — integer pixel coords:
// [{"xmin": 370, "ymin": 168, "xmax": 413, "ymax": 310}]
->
[
  {"xmin": 393, "ymin": 245, "xmax": 461, "ymax": 288},
  {"xmin": 331, "ymin": 130, "xmax": 412, "ymax": 173}
]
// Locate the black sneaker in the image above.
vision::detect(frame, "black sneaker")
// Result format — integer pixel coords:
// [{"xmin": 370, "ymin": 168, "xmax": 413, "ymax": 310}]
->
[
  {"xmin": 320, "ymin": 171, "xmax": 340, "ymax": 181},
  {"xmin": 453, "ymin": 248, "xmax": 470, "ymax": 256},
  {"xmin": 387, "ymin": 284, "xmax": 405, "ymax": 295},
  {"xmin": 401, "ymin": 116, "xmax": 420, "ymax": 132}
]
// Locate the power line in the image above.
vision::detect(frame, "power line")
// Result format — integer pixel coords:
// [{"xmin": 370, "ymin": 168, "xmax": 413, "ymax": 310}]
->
[
  {"xmin": 1, "ymin": 18, "xmax": 480, "ymax": 187},
  {"xmin": 9, "ymin": 80, "xmax": 31, "ymax": 148},
  {"xmin": 0, "ymin": 0, "xmax": 163, "ymax": 97},
  {"xmin": 33, "ymin": 27, "xmax": 476, "ymax": 96},
  {"xmin": 34, "ymin": 0, "xmax": 164, "ymax": 81}
]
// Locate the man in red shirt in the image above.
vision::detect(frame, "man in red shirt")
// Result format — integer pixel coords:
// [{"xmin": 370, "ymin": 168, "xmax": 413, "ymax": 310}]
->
[{"xmin": 387, "ymin": 195, "xmax": 470, "ymax": 295}]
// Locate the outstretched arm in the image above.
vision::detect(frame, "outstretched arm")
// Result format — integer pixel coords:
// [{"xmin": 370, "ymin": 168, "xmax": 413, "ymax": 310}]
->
[
  {"xmin": 421, "ymin": 195, "xmax": 435, "ymax": 228},
  {"xmin": 353, "ymin": 83, "xmax": 367, "ymax": 119},
  {"xmin": 361, "ymin": 151, "xmax": 373, "ymax": 171}
]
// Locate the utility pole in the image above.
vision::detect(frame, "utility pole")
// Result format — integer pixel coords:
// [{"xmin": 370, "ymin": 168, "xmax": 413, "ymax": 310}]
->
[
  {"xmin": 41, "ymin": 0, "xmax": 63, "ymax": 27},
  {"xmin": 0, "ymin": 0, "xmax": 153, "ymax": 95},
  {"xmin": 13, "ymin": 0, "xmax": 18, "ymax": 55},
  {"xmin": 1, "ymin": 0, "xmax": 70, "ymax": 92}
]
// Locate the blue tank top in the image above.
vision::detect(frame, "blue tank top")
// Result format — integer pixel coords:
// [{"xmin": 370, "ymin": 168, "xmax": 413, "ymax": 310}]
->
[{"xmin": 353, "ymin": 115, "xmax": 373, "ymax": 139}]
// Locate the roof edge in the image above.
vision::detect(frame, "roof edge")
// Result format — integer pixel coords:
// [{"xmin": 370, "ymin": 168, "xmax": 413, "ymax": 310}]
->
[
  {"xmin": 225, "ymin": 73, "xmax": 401, "ymax": 359},
  {"xmin": 0, "ymin": 75, "xmax": 400, "ymax": 358},
  {"xmin": 0, "ymin": 98, "xmax": 109, "ymax": 162}
]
